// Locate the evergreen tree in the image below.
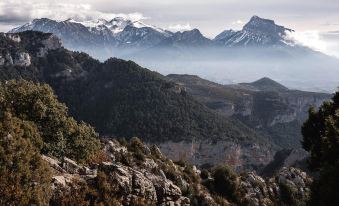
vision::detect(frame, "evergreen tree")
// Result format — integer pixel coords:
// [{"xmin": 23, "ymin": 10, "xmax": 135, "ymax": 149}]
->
[
  {"xmin": 0, "ymin": 80, "xmax": 100, "ymax": 163},
  {"xmin": 302, "ymin": 92, "xmax": 339, "ymax": 206},
  {"xmin": 0, "ymin": 113, "xmax": 52, "ymax": 205}
]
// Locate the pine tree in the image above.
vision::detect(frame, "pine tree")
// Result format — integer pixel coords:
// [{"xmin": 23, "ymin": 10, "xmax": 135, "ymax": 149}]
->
[{"xmin": 302, "ymin": 92, "xmax": 339, "ymax": 206}]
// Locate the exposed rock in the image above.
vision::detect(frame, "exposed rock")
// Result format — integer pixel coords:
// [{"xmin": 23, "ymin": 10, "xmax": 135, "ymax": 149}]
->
[
  {"xmin": 5, "ymin": 34, "xmax": 21, "ymax": 43},
  {"xmin": 238, "ymin": 167, "xmax": 312, "ymax": 206},
  {"xmin": 100, "ymin": 162, "xmax": 158, "ymax": 205},
  {"xmin": 0, "ymin": 55, "xmax": 5, "ymax": 66},
  {"xmin": 262, "ymin": 148, "xmax": 309, "ymax": 177},
  {"xmin": 14, "ymin": 52, "xmax": 31, "ymax": 66},
  {"xmin": 37, "ymin": 34, "xmax": 62, "ymax": 57},
  {"xmin": 5, "ymin": 53, "xmax": 13, "ymax": 65},
  {"xmin": 42, "ymin": 155, "xmax": 66, "ymax": 173},
  {"xmin": 158, "ymin": 140, "xmax": 274, "ymax": 172}
]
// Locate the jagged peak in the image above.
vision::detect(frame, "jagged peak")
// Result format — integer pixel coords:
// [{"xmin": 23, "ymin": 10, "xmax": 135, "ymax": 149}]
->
[{"xmin": 244, "ymin": 15, "xmax": 294, "ymax": 33}]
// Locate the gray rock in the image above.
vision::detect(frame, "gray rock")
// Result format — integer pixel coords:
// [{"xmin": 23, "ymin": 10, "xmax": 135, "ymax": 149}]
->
[{"xmin": 14, "ymin": 52, "xmax": 31, "ymax": 66}]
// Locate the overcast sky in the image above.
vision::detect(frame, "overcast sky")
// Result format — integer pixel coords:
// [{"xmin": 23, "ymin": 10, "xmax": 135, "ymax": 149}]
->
[{"xmin": 1, "ymin": 0, "xmax": 339, "ymax": 57}]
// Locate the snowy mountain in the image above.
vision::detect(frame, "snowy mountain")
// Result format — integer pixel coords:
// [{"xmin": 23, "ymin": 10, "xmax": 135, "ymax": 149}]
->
[
  {"xmin": 156, "ymin": 29, "xmax": 213, "ymax": 48},
  {"xmin": 9, "ymin": 18, "xmax": 119, "ymax": 50},
  {"xmin": 10, "ymin": 15, "xmax": 298, "ymax": 50},
  {"xmin": 9, "ymin": 17, "xmax": 173, "ymax": 50},
  {"xmin": 214, "ymin": 16, "xmax": 294, "ymax": 47},
  {"xmin": 8, "ymin": 15, "xmax": 339, "ymax": 92}
]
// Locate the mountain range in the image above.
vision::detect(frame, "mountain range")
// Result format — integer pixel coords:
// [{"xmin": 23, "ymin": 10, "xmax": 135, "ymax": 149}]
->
[
  {"xmin": 10, "ymin": 15, "xmax": 294, "ymax": 50},
  {"xmin": 9, "ymin": 15, "xmax": 339, "ymax": 92},
  {"xmin": 0, "ymin": 31, "xmax": 277, "ymax": 171},
  {"xmin": 0, "ymin": 31, "xmax": 332, "ymax": 172}
]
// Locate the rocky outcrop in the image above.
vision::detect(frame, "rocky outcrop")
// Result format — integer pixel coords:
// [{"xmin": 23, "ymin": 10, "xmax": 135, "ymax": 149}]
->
[
  {"xmin": 261, "ymin": 148, "xmax": 309, "ymax": 177},
  {"xmin": 100, "ymin": 162, "xmax": 158, "ymax": 205},
  {"xmin": 37, "ymin": 34, "xmax": 62, "ymax": 57},
  {"xmin": 43, "ymin": 138, "xmax": 312, "ymax": 206},
  {"xmin": 239, "ymin": 167, "xmax": 312, "ymax": 206},
  {"xmin": 44, "ymin": 139, "xmax": 196, "ymax": 206},
  {"xmin": 14, "ymin": 52, "xmax": 31, "ymax": 66}
]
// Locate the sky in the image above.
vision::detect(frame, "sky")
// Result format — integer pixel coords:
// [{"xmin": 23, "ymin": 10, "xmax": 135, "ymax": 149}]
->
[{"xmin": 0, "ymin": 0, "xmax": 339, "ymax": 57}]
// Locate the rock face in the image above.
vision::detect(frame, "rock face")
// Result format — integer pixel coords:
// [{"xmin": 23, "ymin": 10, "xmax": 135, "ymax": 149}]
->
[
  {"xmin": 46, "ymin": 139, "xmax": 199, "ymax": 206},
  {"xmin": 157, "ymin": 140, "xmax": 275, "ymax": 172},
  {"xmin": 167, "ymin": 74, "xmax": 330, "ymax": 150},
  {"xmin": 14, "ymin": 52, "xmax": 31, "ymax": 66},
  {"xmin": 239, "ymin": 167, "xmax": 312, "ymax": 206},
  {"xmin": 37, "ymin": 34, "xmax": 62, "ymax": 57},
  {"xmin": 43, "ymin": 138, "xmax": 312, "ymax": 206},
  {"xmin": 99, "ymin": 162, "xmax": 158, "ymax": 205},
  {"xmin": 261, "ymin": 148, "xmax": 310, "ymax": 177},
  {"xmin": 0, "ymin": 31, "xmax": 62, "ymax": 67}
]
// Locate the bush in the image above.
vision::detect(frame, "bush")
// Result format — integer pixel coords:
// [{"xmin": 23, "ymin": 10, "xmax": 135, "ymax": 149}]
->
[
  {"xmin": 211, "ymin": 165, "xmax": 239, "ymax": 203},
  {"xmin": 0, "ymin": 80, "xmax": 100, "ymax": 163},
  {"xmin": 0, "ymin": 114, "xmax": 52, "ymax": 205}
]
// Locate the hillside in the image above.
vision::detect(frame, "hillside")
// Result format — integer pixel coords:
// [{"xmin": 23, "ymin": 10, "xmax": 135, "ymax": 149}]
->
[
  {"xmin": 0, "ymin": 79, "xmax": 312, "ymax": 206},
  {"xmin": 167, "ymin": 74, "xmax": 331, "ymax": 149},
  {"xmin": 0, "ymin": 31, "xmax": 277, "ymax": 170}
]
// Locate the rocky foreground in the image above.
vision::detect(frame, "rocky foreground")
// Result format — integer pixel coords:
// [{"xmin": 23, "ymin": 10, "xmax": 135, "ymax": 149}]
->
[{"xmin": 45, "ymin": 138, "xmax": 312, "ymax": 206}]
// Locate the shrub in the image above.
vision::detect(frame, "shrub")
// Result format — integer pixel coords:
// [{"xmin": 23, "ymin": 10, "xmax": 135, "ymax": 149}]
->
[
  {"xmin": 0, "ymin": 114, "xmax": 52, "ymax": 205},
  {"xmin": 211, "ymin": 165, "xmax": 239, "ymax": 203},
  {"xmin": 0, "ymin": 80, "xmax": 100, "ymax": 163}
]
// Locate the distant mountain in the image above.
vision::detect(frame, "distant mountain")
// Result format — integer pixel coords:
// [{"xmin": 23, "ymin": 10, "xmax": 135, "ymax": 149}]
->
[
  {"xmin": 10, "ymin": 15, "xmax": 294, "ymax": 49},
  {"xmin": 240, "ymin": 77, "xmax": 289, "ymax": 92},
  {"xmin": 9, "ymin": 18, "xmax": 119, "ymax": 50},
  {"xmin": 0, "ymin": 31, "xmax": 276, "ymax": 170},
  {"xmin": 167, "ymin": 74, "xmax": 331, "ymax": 149},
  {"xmin": 156, "ymin": 29, "xmax": 213, "ymax": 48},
  {"xmin": 214, "ymin": 16, "xmax": 294, "ymax": 47}
]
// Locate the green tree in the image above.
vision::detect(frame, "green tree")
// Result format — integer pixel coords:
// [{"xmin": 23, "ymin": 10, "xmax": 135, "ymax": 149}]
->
[
  {"xmin": 0, "ymin": 113, "xmax": 52, "ymax": 205},
  {"xmin": 211, "ymin": 165, "xmax": 239, "ymax": 203},
  {"xmin": 302, "ymin": 92, "xmax": 339, "ymax": 206},
  {"xmin": 0, "ymin": 80, "xmax": 100, "ymax": 163}
]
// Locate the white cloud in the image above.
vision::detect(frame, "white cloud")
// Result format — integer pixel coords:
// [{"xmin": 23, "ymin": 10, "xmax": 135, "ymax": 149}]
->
[
  {"xmin": 230, "ymin": 19, "xmax": 245, "ymax": 30},
  {"xmin": 0, "ymin": 0, "xmax": 147, "ymax": 23},
  {"xmin": 286, "ymin": 30, "xmax": 339, "ymax": 58},
  {"xmin": 231, "ymin": 20, "xmax": 245, "ymax": 25},
  {"xmin": 287, "ymin": 30, "xmax": 328, "ymax": 51},
  {"xmin": 167, "ymin": 23, "xmax": 192, "ymax": 32}
]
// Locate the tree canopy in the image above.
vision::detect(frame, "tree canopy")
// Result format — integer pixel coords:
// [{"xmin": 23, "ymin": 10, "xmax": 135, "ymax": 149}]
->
[{"xmin": 302, "ymin": 92, "xmax": 339, "ymax": 206}]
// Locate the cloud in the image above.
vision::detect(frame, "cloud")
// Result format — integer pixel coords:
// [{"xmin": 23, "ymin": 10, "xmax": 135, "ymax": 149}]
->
[
  {"xmin": 287, "ymin": 30, "xmax": 328, "ymax": 51},
  {"xmin": 286, "ymin": 30, "xmax": 339, "ymax": 58},
  {"xmin": 0, "ymin": 0, "xmax": 147, "ymax": 24},
  {"xmin": 230, "ymin": 20, "xmax": 245, "ymax": 30},
  {"xmin": 231, "ymin": 20, "xmax": 245, "ymax": 25},
  {"xmin": 167, "ymin": 23, "xmax": 192, "ymax": 32}
]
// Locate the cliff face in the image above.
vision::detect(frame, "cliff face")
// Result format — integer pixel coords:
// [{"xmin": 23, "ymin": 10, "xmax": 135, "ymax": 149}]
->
[
  {"xmin": 157, "ymin": 140, "xmax": 275, "ymax": 172},
  {"xmin": 167, "ymin": 74, "xmax": 331, "ymax": 149},
  {"xmin": 0, "ymin": 32, "xmax": 62, "ymax": 67}
]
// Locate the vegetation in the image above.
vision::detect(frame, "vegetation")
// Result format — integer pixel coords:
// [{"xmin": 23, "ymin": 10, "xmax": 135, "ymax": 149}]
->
[
  {"xmin": 0, "ymin": 80, "xmax": 100, "ymax": 163},
  {"xmin": 212, "ymin": 165, "xmax": 239, "ymax": 203},
  {"xmin": 302, "ymin": 92, "xmax": 339, "ymax": 206},
  {"xmin": 0, "ymin": 32, "xmax": 268, "ymax": 145},
  {"xmin": 0, "ymin": 112, "xmax": 52, "ymax": 205}
]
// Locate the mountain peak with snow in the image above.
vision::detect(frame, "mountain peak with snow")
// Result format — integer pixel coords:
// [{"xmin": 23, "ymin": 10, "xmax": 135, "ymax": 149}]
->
[{"xmin": 214, "ymin": 15, "xmax": 295, "ymax": 47}]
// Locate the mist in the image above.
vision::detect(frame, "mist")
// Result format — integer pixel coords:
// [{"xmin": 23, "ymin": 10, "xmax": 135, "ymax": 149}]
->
[{"xmin": 77, "ymin": 45, "xmax": 339, "ymax": 93}]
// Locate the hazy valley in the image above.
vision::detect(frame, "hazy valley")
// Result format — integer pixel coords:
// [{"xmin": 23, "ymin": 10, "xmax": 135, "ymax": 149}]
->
[{"xmin": 0, "ymin": 5, "xmax": 338, "ymax": 206}]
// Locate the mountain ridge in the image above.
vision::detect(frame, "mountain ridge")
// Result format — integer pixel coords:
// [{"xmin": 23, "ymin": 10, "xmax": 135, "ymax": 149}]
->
[
  {"xmin": 9, "ymin": 15, "xmax": 301, "ymax": 50},
  {"xmin": 0, "ymin": 31, "xmax": 278, "ymax": 170}
]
